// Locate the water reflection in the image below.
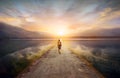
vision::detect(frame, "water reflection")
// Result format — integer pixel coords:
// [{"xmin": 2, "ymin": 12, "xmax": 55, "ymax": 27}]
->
[
  {"xmin": 70, "ymin": 40, "xmax": 120, "ymax": 78},
  {"xmin": 0, "ymin": 39, "xmax": 120, "ymax": 78},
  {"xmin": 0, "ymin": 40, "xmax": 52, "ymax": 58},
  {"xmin": 0, "ymin": 40, "xmax": 52, "ymax": 78}
]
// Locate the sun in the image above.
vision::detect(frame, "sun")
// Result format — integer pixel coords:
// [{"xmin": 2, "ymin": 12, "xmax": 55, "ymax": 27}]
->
[
  {"xmin": 55, "ymin": 28, "xmax": 67, "ymax": 36},
  {"xmin": 47, "ymin": 26, "xmax": 68, "ymax": 37},
  {"xmin": 58, "ymin": 31, "xmax": 64, "ymax": 36}
]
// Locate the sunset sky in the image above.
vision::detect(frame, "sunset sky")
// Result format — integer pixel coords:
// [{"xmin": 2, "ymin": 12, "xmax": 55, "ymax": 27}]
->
[{"xmin": 0, "ymin": 0, "xmax": 120, "ymax": 36}]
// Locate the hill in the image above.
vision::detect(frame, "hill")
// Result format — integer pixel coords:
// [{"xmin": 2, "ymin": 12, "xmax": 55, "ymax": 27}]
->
[{"xmin": 0, "ymin": 22, "xmax": 52, "ymax": 39}]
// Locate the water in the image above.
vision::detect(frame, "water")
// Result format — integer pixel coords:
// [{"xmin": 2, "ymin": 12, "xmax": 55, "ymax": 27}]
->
[
  {"xmin": 0, "ymin": 40, "xmax": 52, "ymax": 58},
  {"xmin": 69, "ymin": 40, "xmax": 120, "ymax": 78},
  {"xmin": 0, "ymin": 40, "xmax": 52, "ymax": 78},
  {"xmin": 0, "ymin": 39, "xmax": 120, "ymax": 78}
]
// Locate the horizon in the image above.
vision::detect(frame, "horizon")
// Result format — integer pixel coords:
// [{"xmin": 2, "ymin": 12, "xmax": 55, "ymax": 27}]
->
[{"xmin": 0, "ymin": 1, "xmax": 120, "ymax": 78}]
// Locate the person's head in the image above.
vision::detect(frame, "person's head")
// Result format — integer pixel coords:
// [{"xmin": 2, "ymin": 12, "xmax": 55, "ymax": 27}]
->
[
  {"xmin": 58, "ymin": 39, "xmax": 60, "ymax": 41},
  {"xmin": 58, "ymin": 38, "xmax": 62, "ymax": 41}
]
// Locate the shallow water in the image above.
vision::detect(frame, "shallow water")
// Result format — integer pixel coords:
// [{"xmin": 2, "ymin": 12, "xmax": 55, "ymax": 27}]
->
[
  {"xmin": 0, "ymin": 39, "xmax": 120, "ymax": 78},
  {"xmin": 0, "ymin": 40, "xmax": 52, "ymax": 58},
  {"xmin": 69, "ymin": 40, "xmax": 120, "ymax": 78}
]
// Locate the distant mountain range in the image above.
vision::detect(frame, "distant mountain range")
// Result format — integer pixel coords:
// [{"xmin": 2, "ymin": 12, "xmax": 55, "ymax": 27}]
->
[
  {"xmin": 81, "ymin": 28, "xmax": 120, "ymax": 37},
  {"xmin": 0, "ymin": 22, "xmax": 53, "ymax": 39},
  {"xmin": 67, "ymin": 27, "xmax": 120, "ymax": 38},
  {"xmin": 0, "ymin": 22, "xmax": 120, "ymax": 39}
]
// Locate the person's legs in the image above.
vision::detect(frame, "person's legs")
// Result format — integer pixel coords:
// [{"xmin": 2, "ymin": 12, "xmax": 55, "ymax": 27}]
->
[
  {"xmin": 58, "ymin": 46, "xmax": 61, "ymax": 54},
  {"xmin": 58, "ymin": 49, "xmax": 61, "ymax": 54}
]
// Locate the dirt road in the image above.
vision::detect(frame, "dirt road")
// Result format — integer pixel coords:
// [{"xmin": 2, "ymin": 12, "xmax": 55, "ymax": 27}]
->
[{"xmin": 18, "ymin": 46, "xmax": 104, "ymax": 78}]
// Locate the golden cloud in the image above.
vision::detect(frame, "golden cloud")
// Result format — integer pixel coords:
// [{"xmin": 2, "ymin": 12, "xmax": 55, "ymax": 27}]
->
[{"xmin": 0, "ymin": 16, "xmax": 22, "ymax": 27}]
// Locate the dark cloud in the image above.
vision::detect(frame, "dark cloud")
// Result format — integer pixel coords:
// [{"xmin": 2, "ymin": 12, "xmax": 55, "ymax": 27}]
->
[
  {"xmin": 0, "ymin": 0, "xmax": 119, "ymax": 17},
  {"xmin": 106, "ymin": 0, "xmax": 120, "ymax": 11},
  {"xmin": 80, "ymin": 28, "xmax": 120, "ymax": 36}
]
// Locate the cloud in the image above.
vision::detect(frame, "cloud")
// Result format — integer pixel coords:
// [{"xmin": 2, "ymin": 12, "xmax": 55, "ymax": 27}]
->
[
  {"xmin": 0, "ymin": 16, "xmax": 22, "ymax": 26},
  {"xmin": 99, "ymin": 8, "xmax": 120, "ymax": 21},
  {"xmin": 78, "ymin": 27, "xmax": 120, "ymax": 36},
  {"xmin": 0, "ymin": 0, "xmax": 120, "ymax": 35},
  {"xmin": 100, "ymin": 8, "xmax": 112, "ymax": 17}
]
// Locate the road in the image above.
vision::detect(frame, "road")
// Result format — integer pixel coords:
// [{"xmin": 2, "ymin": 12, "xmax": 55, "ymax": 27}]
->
[{"xmin": 18, "ymin": 46, "xmax": 104, "ymax": 78}]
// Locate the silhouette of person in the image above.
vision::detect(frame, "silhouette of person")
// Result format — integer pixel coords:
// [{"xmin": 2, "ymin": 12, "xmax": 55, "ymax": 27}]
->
[{"xmin": 57, "ymin": 39, "xmax": 62, "ymax": 54}]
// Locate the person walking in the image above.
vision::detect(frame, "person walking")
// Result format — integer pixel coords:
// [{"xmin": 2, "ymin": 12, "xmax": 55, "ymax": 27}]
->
[{"xmin": 57, "ymin": 39, "xmax": 62, "ymax": 54}]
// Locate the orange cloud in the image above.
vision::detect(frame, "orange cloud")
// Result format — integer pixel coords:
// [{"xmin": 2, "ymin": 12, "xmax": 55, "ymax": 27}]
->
[{"xmin": 0, "ymin": 16, "xmax": 22, "ymax": 27}]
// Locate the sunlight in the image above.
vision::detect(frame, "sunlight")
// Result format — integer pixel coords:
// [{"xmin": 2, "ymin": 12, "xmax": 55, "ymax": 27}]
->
[
  {"xmin": 42, "ymin": 22, "xmax": 70, "ymax": 37},
  {"xmin": 56, "ymin": 28, "xmax": 68, "ymax": 37},
  {"xmin": 58, "ymin": 31, "xmax": 64, "ymax": 36}
]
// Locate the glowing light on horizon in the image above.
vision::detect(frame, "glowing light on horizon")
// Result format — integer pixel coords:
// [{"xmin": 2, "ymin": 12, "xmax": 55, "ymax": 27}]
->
[
  {"xmin": 55, "ymin": 27, "xmax": 68, "ymax": 36},
  {"xmin": 58, "ymin": 31, "xmax": 64, "ymax": 36}
]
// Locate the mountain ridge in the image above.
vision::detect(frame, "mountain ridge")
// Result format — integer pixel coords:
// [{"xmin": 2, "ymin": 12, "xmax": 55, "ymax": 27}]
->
[{"xmin": 0, "ymin": 22, "xmax": 53, "ymax": 39}]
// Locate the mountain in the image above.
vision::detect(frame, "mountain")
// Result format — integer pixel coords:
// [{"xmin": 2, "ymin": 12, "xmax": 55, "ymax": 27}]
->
[
  {"xmin": 67, "ymin": 28, "xmax": 120, "ymax": 38},
  {"xmin": 0, "ymin": 22, "xmax": 53, "ymax": 39},
  {"xmin": 81, "ymin": 28, "xmax": 120, "ymax": 37}
]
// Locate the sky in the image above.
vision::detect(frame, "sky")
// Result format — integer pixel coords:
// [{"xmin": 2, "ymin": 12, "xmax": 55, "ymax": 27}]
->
[{"xmin": 0, "ymin": 0, "xmax": 120, "ymax": 36}]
